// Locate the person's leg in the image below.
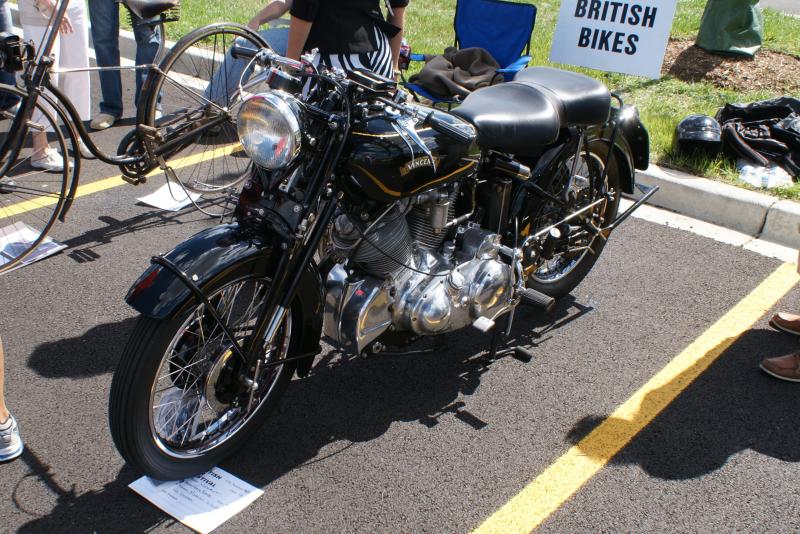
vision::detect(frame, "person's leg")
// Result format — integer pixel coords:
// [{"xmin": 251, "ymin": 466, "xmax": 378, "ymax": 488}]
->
[
  {"xmin": 131, "ymin": 12, "xmax": 161, "ymax": 110},
  {"xmin": 204, "ymin": 36, "xmax": 255, "ymax": 106},
  {"xmin": 203, "ymin": 28, "xmax": 286, "ymax": 106},
  {"xmin": 0, "ymin": 0, "xmax": 19, "ymax": 113},
  {"xmin": 87, "ymin": 0, "xmax": 123, "ymax": 118},
  {"xmin": 0, "ymin": 336, "xmax": 7, "ymax": 422},
  {"xmin": 18, "ymin": 9, "xmax": 62, "ymax": 164},
  {"xmin": 59, "ymin": 2, "xmax": 90, "ymax": 121},
  {"xmin": 261, "ymin": 27, "xmax": 288, "ymax": 56},
  {"xmin": 0, "ymin": 335, "xmax": 23, "ymax": 462},
  {"xmin": 0, "ymin": 0, "xmax": 16, "ymax": 87}
]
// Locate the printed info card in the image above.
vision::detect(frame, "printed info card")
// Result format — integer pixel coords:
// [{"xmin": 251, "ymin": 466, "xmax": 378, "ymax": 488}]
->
[{"xmin": 130, "ymin": 467, "xmax": 263, "ymax": 533}]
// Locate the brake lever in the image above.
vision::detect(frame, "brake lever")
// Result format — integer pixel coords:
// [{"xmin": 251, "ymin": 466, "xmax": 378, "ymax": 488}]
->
[{"xmin": 392, "ymin": 114, "xmax": 436, "ymax": 173}]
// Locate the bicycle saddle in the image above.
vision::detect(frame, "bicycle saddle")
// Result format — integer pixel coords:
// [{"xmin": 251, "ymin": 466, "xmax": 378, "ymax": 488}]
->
[{"xmin": 119, "ymin": 0, "xmax": 179, "ymax": 19}]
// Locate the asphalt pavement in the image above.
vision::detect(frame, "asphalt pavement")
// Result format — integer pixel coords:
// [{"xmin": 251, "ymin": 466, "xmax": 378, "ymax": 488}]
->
[{"xmin": 1, "ymin": 74, "xmax": 800, "ymax": 533}]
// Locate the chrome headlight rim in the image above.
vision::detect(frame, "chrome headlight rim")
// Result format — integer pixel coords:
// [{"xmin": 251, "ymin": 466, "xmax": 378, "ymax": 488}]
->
[{"xmin": 237, "ymin": 91, "xmax": 303, "ymax": 170}]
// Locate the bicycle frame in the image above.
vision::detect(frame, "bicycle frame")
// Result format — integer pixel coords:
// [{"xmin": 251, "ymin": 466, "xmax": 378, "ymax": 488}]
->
[{"xmin": 0, "ymin": 0, "xmax": 239, "ymax": 221}]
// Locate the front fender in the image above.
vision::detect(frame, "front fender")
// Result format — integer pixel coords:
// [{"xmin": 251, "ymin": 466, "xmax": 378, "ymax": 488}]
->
[{"xmin": 126, "ymin": 224, "xmax": 324, "ymax": 376}]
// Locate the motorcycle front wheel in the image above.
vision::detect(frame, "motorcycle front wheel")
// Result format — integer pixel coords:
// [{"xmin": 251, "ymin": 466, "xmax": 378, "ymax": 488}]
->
[
  {"xmin": 109, "ymin": 272, "xmax": 297, "ymax": 480},
  {"xmin": 525, "ymin": 142, "xmax": 622, "ymax": 298}
]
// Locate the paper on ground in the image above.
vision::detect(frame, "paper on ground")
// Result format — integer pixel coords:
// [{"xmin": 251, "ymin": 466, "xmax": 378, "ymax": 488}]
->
[
  {"xmin": 138, "ymin": 183, "xmax": 201, "ymax": 212},
  {"xmin": 129, "ymin": 467, "xmax": 263, "ymax": 534},
  {"xmin": 0, "ymin": 221, "xmax": 66, "ymax": 274}
]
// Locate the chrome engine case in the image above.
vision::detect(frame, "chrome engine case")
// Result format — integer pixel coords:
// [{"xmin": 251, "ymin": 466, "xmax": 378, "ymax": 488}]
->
[{"xmin": 324, "ymin": 227, "xmax": 513, "ymax": 354}]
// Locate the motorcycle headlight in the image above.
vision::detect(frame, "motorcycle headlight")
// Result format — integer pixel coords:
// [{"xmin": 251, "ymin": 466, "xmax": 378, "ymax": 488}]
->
[{"xmin": 237, "ymin": 92, "xmax": 302, "ymax": 170}]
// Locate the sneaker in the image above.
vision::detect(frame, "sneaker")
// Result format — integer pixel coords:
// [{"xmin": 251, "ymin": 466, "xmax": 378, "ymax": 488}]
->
[
  {"xmin": 760, "ymin": 352, "xmax": 800, "ymax": 382},
  {"xmin": 769, "ymin": 312, "xmax": 800, "ymax": 336},
  {"xmin": 90, "ymin": 112, "xmax": 118, "ymax": 131},
  {"xmin": 31, "ymin": 148, "xmax": 72, "ymax": 172},
  {"xmin": 0, "ymin": 414, "xmax": 23, "ymax": 462}
]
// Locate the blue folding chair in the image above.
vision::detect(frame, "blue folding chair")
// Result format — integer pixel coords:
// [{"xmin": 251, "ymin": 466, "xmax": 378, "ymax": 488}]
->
[{"xmin": 403, "ymin": 0, "xmax": 537, "ymax": 107}]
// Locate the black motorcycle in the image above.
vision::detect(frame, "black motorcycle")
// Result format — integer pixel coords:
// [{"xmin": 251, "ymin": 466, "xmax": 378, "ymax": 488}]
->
[{"xmin": 109, "ymin": 47, "xmax": 657, "ymax": 480}]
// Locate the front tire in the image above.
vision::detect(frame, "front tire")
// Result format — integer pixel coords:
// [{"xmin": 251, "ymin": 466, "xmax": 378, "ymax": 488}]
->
[{"xmin": 109, "ymin": 272, "xmax": 296, "ymax": 480}]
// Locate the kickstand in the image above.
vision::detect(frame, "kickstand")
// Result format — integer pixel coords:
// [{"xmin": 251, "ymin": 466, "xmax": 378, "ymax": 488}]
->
[{"xmin": 486, "ymin": 313, "xmax": 535, "ymax": 363}]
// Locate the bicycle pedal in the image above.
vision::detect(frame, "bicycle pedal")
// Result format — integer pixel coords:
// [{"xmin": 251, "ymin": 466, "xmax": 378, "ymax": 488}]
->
[{"xmin": 120, "ymin": 174, "xmax": 145, "ymax": 185}]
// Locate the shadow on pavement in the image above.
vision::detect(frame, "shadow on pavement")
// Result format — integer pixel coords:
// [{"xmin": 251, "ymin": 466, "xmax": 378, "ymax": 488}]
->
[
  {"xmin": 566, "ymin": 328, "xmax": 800, "ymax": 480},
  {"xmin": 27, "ymin": 317, "xmax": 137, "ymax": 378},
  {"xmin": 17, "ymin": 296, "xmax": 590, "ymax": 530},
  {"xmin": 14, "ymin": 446, "xmax": 171, "ymax": 533},
  {"xmin": 224, "ymin": 297, "xmax": 589, "ymax": 486},
  {"xmin": 63, "ymin": 210, "xmax": 196, "ymax": 264}
]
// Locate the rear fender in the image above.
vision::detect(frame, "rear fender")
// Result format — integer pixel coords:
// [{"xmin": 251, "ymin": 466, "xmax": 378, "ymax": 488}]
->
[
  {"xmin": 526, "ymin": 127, "xmax": 637, "ymax": 195},
  {"xmin": 126, "ymin": 224, "xmax": 324, "ymax": 377}
]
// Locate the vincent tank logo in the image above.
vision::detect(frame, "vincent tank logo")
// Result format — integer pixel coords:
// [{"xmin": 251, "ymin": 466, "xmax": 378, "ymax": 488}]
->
[{"xmin": 400, "ymin": 156, "xmax": 440, "ymax": 176}]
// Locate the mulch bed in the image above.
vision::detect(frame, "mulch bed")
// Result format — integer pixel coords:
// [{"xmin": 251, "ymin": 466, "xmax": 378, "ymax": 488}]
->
[{"xmin": 661, "ymin": 39, "xmax": 800, "ymax": 93}]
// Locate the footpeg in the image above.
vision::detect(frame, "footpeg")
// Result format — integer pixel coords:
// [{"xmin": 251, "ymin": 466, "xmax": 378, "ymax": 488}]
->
[{"xmin": 518, "ymin": 288, "xmax": 555, "ymax": 312}]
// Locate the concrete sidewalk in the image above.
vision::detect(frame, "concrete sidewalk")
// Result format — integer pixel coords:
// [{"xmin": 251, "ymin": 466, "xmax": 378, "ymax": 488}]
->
[{"xmin": 633, "ymin": 164, "xmax": 800, "ymax": 250}]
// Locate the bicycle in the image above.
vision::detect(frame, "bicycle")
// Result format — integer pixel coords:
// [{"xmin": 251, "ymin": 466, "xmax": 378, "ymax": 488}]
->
[{"xmin": 0, "ymin": 0, "xmax": 273, "ymax": 274}]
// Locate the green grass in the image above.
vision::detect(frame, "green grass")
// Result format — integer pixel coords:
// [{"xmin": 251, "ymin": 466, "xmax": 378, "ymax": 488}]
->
[{"xmin": 141, "ymin": 0, "xmax": 800, "ymax": 197}]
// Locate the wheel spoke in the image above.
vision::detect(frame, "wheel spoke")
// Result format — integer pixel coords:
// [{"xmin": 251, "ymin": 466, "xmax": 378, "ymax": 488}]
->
[{"xmin": 149, "ymin": 274, "xmax": 291, "ymax": 457}]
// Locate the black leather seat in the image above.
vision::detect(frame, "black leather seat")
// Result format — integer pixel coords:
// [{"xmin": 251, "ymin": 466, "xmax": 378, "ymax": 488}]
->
[
  {"xmin": 450, "ymin": 67, "xmax": 611, "ymax": 155},
  {"xmin": 514, "ymin": 67, "xmax": 611, "ymax": 127},
  {"xmin": 451, "ymin": 82, "xmax": 561, "ymax": 155},
  {"xmin": 120, "ymin": 0, "xmax": 179, "ymax": 19}
]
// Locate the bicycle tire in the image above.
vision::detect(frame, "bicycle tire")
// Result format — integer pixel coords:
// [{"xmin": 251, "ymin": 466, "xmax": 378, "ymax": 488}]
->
[
  {"xmin": 140, "ymin": 23, "xmax": 269, "ymax": 198},
  {"xmin": 0, "ymin": 84, "xmax": 70, "ymax": 275}
]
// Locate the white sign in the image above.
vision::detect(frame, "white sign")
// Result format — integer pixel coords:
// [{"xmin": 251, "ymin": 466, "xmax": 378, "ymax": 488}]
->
[
  {"xmin": 129, "ymin": 468, "xmax": 264, "ymax": 533},
  {"xmin": 137, "ymin": 182, "xmax": 200, "ymax": 212},
  {"xmin": 549, "ymin": 0, "xmax": 678, "ymax": 79}
]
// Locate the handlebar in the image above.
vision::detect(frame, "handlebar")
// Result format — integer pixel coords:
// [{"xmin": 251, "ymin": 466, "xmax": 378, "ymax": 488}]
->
[
  {"xmin": 228, "ymin": 48, "xmax": 474, "ymax": 146},
  {"xmin": 230, "ymin": 44, "xmax": 305, "ymax": 72},
  {"xmin": 374, "ymin": 96, "xmax": 475, "ymax": 146},
  {"xmin": 230, "ymin": 43, "xmax": 257, "ymax": 60},
  {"xmin": 423, "ymin": 111, "xmax": 475, "ymax": 146}
]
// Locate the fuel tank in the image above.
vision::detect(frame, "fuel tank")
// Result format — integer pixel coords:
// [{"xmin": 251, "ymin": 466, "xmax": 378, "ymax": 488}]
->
[{"xmin": 346, "ymin": 108, "xmax": 479, "ymax": 202}]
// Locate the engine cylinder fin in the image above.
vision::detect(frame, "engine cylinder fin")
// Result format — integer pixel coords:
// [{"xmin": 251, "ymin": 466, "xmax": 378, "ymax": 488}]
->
[
  {"xmin": 407, "ymin": 187, "xmax": 458, "ymax": 249},
  {"xmin": 332, "ymin": 205, "xmax": 414, "ymax": 278}
]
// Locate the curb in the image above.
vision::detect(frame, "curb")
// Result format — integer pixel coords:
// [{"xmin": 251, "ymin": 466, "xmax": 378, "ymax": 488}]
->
[{"xmin": 632, "ymin": 164, "xmax": 800, "ymax": 250}]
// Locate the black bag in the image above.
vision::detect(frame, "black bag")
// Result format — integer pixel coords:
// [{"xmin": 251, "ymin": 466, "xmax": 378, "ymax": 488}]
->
[{"xmin": 717, "ymin": 97, "xmax": 800, "ymax": 177}]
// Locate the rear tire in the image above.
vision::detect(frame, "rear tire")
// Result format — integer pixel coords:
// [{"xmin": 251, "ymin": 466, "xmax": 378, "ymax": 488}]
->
[
  {"xmin": 525, "ymin": 142, "xmax": 621, "ymax": 298},
  {"xmin": 109, "ymin": 269, "xmax": 297, "ymax": 480}
]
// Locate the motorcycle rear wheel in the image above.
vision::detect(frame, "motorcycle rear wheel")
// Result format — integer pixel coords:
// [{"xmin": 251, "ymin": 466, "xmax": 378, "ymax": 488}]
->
[
  {"xmin": 525, "ymin": 142, "xmax": 621, "ymax": 298},
  {"xmin": 109, "ymin": 272, "xmax": 297, "ymax": 480}
]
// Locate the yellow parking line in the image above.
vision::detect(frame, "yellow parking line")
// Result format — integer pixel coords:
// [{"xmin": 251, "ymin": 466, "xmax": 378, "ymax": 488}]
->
[
  {"xmin": 473, "ymin": 262, "xmax": 799, "ymax": 534},
  {"xmin": 0, "ymin": 142, "xmax": 242, "ymax": 219}
]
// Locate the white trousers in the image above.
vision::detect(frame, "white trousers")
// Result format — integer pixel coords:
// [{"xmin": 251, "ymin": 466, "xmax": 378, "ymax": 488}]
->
[{"xmin": 18, "ymin": 0, "xmax": 90, "ymax": 129}]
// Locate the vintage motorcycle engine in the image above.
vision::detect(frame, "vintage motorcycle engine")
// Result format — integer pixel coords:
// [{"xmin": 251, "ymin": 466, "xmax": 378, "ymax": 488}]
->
[{"xmin": 325, "ymin": 186, "xmax": 513, "ymax": 354}]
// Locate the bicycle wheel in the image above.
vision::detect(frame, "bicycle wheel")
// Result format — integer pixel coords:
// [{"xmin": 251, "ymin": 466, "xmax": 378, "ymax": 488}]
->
[
  {"xmin": 140, "ymin": 23, "xmax": 269, "ymax": 196},
  {"xmin": 0, "ymin": 85, "xmax": 70, "ymax": 275}
]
